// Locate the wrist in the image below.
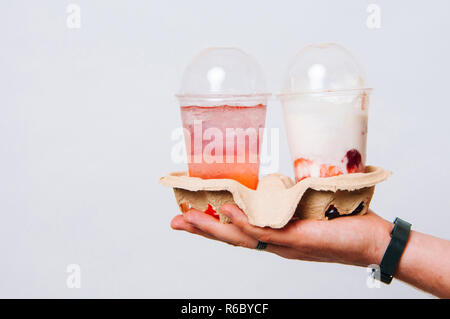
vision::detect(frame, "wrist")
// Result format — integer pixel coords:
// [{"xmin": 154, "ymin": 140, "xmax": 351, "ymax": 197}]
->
[{"xmin": 364, "ymin": 216, "xmax": 393, "ymax": 266}]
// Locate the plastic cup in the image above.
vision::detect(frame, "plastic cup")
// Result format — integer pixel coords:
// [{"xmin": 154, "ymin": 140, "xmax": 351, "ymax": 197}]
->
[
  {"xmin": 176, "ymin": 47, "xmax": 269, "ymax": 189},
  {"xmin": 278, "ymin": 43, "xmax": 372, "ymax": 182}
]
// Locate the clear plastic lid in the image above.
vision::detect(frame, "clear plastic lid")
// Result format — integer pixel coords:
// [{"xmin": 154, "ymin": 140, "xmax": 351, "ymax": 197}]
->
[
  {"xmin": 279, "ymin": 43, "xmax": 371, "ymax": 96},
  {"xmin": 177, "ymin": 47, "xmax": 269, "ymax": 105}
]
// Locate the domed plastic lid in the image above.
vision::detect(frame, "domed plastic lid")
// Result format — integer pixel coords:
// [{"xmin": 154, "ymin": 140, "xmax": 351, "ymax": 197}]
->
[
  {"xmin": 280, "ymin": 43, "xmax": 370, "ymax": 96},
  {"xmin": 177, "ymin": 47, "xmax": 269, "ymax": 104}
]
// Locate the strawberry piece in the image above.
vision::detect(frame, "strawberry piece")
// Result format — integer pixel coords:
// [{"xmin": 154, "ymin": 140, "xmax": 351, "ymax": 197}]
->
[
  {"xmin": 204, "ymin": 204, "xmax": 220, "ymax": 220},
  {"xmin": 344, "ymin": 149, "xmax": 363, "ymax": 173},
  {"xmin": 320, "ymin": 164, "xmax": 343, "ymax": 177},
  {"xmin": 294, "ymin": 157, "xmax": 313, "ymax": 182}
]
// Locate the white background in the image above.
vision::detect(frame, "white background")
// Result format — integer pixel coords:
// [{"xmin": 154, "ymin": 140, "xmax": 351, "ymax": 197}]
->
[{"xmin": 1, "ymin": 0, "xmax": 449, "ymax": 298}]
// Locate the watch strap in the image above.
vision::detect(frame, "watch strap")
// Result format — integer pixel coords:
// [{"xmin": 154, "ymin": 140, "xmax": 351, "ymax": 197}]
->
[{"xmin": 377, "ymin": 217, "xmax": 412, "ymax": 284}]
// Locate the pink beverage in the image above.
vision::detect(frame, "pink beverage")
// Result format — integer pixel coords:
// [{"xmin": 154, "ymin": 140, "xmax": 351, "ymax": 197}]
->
[
  {"xmin": 180, "ymin": 104, "xmax": 266, "ymax": 190},
  {"xmin": 177, "ymin": 47, "xmax": 269, "ymax": 192}
]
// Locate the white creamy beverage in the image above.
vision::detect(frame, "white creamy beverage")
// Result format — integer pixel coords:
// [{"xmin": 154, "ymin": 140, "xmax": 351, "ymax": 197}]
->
[
  {"xmin": 278, "ymin": 43, "xmax": 372, "ymax": 181},
  {"xmin": 282, "ymin": 93, "xmax": 368, "ymax": 180}
]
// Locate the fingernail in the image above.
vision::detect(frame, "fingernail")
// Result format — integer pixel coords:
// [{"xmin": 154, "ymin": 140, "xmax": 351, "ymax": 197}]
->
[
  {"xmin": 170, "ymin": 221, "xmax": 179, "ymax": 230},
  {"xmin": 170, "ymin": 217, "xmax": 185, "ymax": 230}
]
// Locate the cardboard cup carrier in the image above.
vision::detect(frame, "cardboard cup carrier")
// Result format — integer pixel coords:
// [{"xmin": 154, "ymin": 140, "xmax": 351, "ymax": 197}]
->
[{"xmin": 160, "ymin": 166, "xmax": 390, "ymax": 228}]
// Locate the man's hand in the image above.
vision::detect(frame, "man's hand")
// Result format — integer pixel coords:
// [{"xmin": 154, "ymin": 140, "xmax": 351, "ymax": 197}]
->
[{"xmin": 171, "ymin": 204, "xmax": 392, "ymax": 267}]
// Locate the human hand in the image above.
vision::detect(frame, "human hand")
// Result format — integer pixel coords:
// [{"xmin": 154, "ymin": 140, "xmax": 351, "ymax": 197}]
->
[{"xmin": 171, "ymin": 204, "xmax": 392, "ymax": 267}]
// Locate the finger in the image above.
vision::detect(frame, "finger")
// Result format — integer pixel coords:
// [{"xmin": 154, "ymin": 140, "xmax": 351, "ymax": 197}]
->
[
  {"xmin": 183, "ymin": 209, "xmax": 309, "ymax": 258},
  {"xmin": 184, "ymin": 209, "xmax": 259, "ymax": 249},
  {"xmin": 171, "ymin": 214, "xmax": 217, "ymax": 240},
  {"xmin": 173, "ymin": 212, "xmax": 316, "ymax": 260},
  {"xmin": 220, "ymin": 204, "xmax": 297, "ymax": 246}
]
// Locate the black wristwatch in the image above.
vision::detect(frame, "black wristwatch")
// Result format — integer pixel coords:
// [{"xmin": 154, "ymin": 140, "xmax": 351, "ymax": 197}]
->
[{"xmin": 373, "ymin": 217, "xmax": 412, "ymax": 284}]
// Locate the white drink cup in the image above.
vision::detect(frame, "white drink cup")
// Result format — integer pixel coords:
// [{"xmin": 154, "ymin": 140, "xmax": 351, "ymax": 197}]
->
[{"xmin": 278, "ymin": 43, "xmax": 372, "ymax": 182}]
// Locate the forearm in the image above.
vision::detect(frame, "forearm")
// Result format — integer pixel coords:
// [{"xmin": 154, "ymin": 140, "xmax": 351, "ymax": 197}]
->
[
  {"xmin": 395, "ymin": 231, "xmax": 450, "ymax": 298},
  {"xmin": 369, "ymin": 220, "xmax": 450, "ymax": 298}
]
